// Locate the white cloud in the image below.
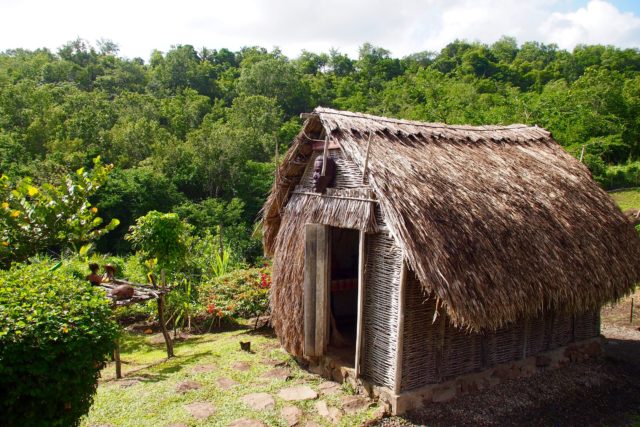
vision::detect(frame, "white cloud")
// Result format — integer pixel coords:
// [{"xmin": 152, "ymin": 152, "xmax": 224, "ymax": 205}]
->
[
  {"xmin": 0, "ymin": 0, "xmax": 638, "ymax": 60},
  {"xmin": 540, "ymin": 0, "xmax": 640, "ymax": 48}
]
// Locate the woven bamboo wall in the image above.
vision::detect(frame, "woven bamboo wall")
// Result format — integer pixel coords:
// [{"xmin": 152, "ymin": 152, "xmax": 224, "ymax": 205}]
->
[
  {"xmin": 401, "ymin": 273, "xmax": 437, "ymax": 389},
  {"xmin": 361, "ymin": 232, "xmax": 403, "ymax": 388},
  {"xmin": 400, "ymin": 270, "xmax": 601, "ymax": 392}
]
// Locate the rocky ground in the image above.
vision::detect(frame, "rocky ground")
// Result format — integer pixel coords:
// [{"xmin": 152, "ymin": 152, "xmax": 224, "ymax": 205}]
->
[
  {"xmin": 83, "ymin": 326, "xmax": 382, "ymax": 427},
  {"xmin": 84, "ymin": 291, "xmax": 640, "ymax": 426}
]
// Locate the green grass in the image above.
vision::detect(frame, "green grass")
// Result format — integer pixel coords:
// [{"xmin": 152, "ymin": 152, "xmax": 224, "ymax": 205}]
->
[
  {"xmin": 82, "ymin": 327, "xmax": 380, "ymax": 427},
  {"xmin": 610, "ymin": 189, "xmax": 640, "ymax": 211}
]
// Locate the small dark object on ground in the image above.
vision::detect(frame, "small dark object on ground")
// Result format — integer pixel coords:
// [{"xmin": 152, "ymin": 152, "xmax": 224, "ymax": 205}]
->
[{"xmin": 240, "ymin": 341, "xmax": 251, "ymax": 352}]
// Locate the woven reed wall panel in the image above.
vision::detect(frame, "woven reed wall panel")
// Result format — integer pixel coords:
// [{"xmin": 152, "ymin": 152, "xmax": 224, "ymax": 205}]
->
[
  {"xmin": 441, "ymin": 323, "xmax": 483, "ymax": 381},
  {"xmin": 401, "ymin": 272, "xmax": 438, "ymax": 391},
  {"xmin": 396, "ymin": 302, "xmax": 596, "ymax": 392},
  {"xmin": 525, "ymin": 315, "xmax": 547, "ymax": 357},
  {"xmin": 573, "ymin": 310, "xmax": 600, "ymax": 341},
  {"xmin": 300, "ymin": 150, "xmax": 364, "ymax": 189},
  {"xmin": 548, "ymin": 312, "xmax": 574, "ymax": 350},
  {"xmin": 361, "ymin": 232, "xmax": 402, "ymax": 388},
  {"xmin": 484, "ymin": 320, "xmax": 525, "ymax": 366}
]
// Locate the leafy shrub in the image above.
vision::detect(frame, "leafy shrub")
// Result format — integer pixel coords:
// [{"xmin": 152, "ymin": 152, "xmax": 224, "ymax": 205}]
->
[
  {"xmin": 199, "ymin": 267, "xmax": 271, "ymax": 322},
  {"xmin": 125, "ymin": 210, "xmax": 192, "ymax": 272},
  {"xmin": 592, "ymin": 161, "xmax": 640, "ymax": 189},
  {"xmin": 0, "ymin": 157, "xmax": 119, "ymax": 268},
  {"xmin": 0, "ymin": 262, "xmax": 119, "ymax": 427}
]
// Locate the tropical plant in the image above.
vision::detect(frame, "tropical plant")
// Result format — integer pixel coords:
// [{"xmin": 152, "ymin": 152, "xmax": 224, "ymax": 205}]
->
[
  {"xmin": 0, "ymin": 157, "xmax": 119, "ymax": 268},
  {"xmin": 125, "ymin": 211, "xmax": 192, "ymax": 273}
]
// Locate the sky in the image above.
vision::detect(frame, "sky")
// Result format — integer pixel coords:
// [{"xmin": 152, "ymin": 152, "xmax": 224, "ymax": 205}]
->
[{"xmin": 0, "ymin": 0, "xmax": 638, "ymax": 60}]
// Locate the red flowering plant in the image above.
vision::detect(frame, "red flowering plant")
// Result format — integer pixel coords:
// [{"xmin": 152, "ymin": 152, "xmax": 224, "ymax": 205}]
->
[{"xmin": 199, "ymin": 266, "xmax": 271, "ymax": 325}]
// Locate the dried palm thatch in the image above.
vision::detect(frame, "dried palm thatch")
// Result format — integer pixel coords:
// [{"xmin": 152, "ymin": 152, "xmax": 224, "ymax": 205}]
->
[{"xmin": 264, "ymin": 107, "xmax": 640, "ymax": 355}]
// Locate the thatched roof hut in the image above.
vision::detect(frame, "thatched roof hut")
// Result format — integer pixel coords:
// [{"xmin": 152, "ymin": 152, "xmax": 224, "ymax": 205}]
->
[{"xmin": 262, "ymin": 108, "xmax": 640, "ymax": 411}]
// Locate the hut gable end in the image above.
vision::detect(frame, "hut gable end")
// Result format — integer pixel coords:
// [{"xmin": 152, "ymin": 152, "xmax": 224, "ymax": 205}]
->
[{"xmin": 263, "ymin": 107, "xmax": 640, "ymax": 355}]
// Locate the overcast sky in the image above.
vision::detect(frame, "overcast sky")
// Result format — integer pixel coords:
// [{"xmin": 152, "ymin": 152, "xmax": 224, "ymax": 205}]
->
[{"xmin": 0, "ymin": 0, "xmax": 638, "ymax": 60}]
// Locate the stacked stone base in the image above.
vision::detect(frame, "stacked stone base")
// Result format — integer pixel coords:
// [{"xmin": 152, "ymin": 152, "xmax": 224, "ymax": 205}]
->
[{"xmin": 308, "ymin": 337, "xmax": 602, "ymax": 415}]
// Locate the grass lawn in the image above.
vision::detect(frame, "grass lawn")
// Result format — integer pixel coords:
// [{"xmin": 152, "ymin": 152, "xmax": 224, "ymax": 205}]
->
[
  {"xmin": 82, "ymin": 326, "xmax": 381, "ymax": 427},
  {"xmin": 610, "ymin": 188, "xmax": 640, "ymax": 211}
]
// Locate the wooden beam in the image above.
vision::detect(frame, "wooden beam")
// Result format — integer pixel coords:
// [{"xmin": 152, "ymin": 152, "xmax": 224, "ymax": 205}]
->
[
  {"xmin": 361, "ymin": 132, "xmax": 372, "ymax": 185},
  {"xmin": 394, "ymin": 261, "xmax": 408, "ymax": 394},
  {"xmin": 290, "ymin": 191, "xmax": 379, "ymax": 203},
  {"xmin": 315, "ymin": 225, "xmax": 330, "ymax": 355},
  {"xmin": 354, "ymin": 230, "xmax": 366, "ymax": 377},
  {"xmin": 303, "ymin": 224, "xmax": 318, "ymax": 357},
  {"xmin": 321, "ymin": 137, "xmax": 329, "ymax": 176}
]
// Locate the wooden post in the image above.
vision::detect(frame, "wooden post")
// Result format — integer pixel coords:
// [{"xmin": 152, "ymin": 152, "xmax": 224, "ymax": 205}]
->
[
  {"xmin": 114, "ymin": 339, "xmax": 122, "ymax": 379},
  {"xmin": 315, "ymin": 226, "xmax": 330, "ymax": 355},
  {"xmin": 354, "ymin": 230, "xmax": 366, "ymax": 377},
  {"xmin": 394, "ymin": 262, "xmax": 408, "ymax": 395},
  {"xmin": 631, "ymin": 298, "xmax": 634, "ymax": 324},
  {"xmin": 304, "ymin": 224, "xmax": 318, "ymax": 357},
  {"xmin": 579, "ymin": 145, "xmax": 585, "ymax": 163}
]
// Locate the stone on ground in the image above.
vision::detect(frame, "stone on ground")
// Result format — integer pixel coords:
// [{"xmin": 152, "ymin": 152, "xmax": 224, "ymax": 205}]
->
[
  {"xmin": 261, "ymin": 358, "xmax": 283, "ymax": 367},
  {"xmin": 261, "ymin": 367, "xmax": 291, "ymax": 381},
  {"xmin": 217, "ymin": 377, "xmax": 239, "ymax": 390},
  {"xmin": 176, "ymin": 380, "xmax": 201, "ymax": 393},
  {"xmin": 228, "ymin": 418, "xmax": 266, "ymax": 427},
  {"xmin": 184, "ymin": 401, "xmax": 216, "ymax": 419},
  {"xmin": 341, "ymin": 395, "xmax": 371, "ymax": 414},
  {"xmin": 232, "ymin": 361, "xmax": 252, "ymax": 371},
  {"xmin": 278, "ymin": 385, "xmax": 318, "ymax": 401},
  {"xmin": 317, "ymin": 381, "xmax": 341, "ymax": 395},
  {"xmin": 281, "ymin": 405, "xmax": 303, "ymax": 426},
  {"xmin": 191, "ymin": 364, "xmax": 216, "ymax": 373},
  {"xmin": 149, "ymin": 332, "xmax": 191, "ymax": 345},
  {"xmin": 315, "ymin": 400, "xmax": 342, "ymax": 423},
  {"xmin": 241, "ymin": 392, "xmax": 275, "ymax": 410}
]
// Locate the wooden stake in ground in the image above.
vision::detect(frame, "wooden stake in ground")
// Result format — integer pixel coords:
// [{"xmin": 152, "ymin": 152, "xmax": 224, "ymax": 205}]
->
[
  {"xmin": 114, "ymin": 339, "xmax": 122, "ymax": 379},
  {"xmin": 630, "ymin": 298, "xmax": 634, "ymax": 324}
]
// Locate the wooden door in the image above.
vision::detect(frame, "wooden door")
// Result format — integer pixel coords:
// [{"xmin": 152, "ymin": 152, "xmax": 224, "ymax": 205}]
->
[{"xmin": 303, "ymin": 224, "xmax": 330, "ymax": 357}]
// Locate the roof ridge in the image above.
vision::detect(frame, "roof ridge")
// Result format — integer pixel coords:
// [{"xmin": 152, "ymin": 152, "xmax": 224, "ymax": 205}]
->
[{"xmin": 314, "ymin": 107, "xmax": 536, "ymax": 133}]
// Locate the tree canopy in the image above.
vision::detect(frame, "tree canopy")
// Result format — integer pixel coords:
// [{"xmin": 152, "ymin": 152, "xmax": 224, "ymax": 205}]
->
[{"xmin": 2, "ymin": 37, "xmax": 640, "ymax": 261}]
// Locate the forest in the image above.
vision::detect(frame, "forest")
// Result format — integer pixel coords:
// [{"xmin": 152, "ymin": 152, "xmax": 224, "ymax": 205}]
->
[{"xmin": 2, "ymin": 37, "xmax": 640, "ymax": 265}]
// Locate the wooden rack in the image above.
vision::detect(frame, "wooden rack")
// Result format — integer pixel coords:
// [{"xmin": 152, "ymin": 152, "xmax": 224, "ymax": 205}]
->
[{"xmin": 99, "ymin": 275, "xmax": 174, "ymax": 379}]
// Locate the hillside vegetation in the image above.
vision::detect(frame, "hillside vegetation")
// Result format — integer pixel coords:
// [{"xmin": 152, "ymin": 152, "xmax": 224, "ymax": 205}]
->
[{"xmin": 2, "ymin": 37, "xmax": 640, "ymax": 260}]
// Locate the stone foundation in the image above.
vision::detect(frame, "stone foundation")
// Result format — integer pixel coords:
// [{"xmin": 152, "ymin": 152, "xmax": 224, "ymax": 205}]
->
[{"xmin": 308, "ymin": 337, "xmax": 602, "ymax": 415}]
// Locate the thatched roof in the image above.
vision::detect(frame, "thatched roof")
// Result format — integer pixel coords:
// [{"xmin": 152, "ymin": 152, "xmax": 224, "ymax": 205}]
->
[{"xmin": 264, "ymin": 107, "xmax": 640, "ymax": 355}]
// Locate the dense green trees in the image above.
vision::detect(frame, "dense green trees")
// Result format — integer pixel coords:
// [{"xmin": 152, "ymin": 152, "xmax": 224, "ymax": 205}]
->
[{"xmin": 2, "ymin": 38, "xmax": 640, "ymax": 262}]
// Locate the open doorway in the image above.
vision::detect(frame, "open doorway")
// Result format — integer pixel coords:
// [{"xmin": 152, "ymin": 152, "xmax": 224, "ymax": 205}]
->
[{"xmin": 328, "ymin": 227, "xmax": 360, "ymax": 365}]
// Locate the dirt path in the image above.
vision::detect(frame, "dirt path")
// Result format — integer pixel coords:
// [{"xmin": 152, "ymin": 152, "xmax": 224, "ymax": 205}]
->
[{"xmin": 377, "ymin": 291, "xmax": 640, "ymax": 427}]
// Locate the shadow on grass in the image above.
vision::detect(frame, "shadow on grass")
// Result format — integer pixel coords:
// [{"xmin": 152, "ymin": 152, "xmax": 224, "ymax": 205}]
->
[
  {"xmin": 244, "ymin": 325, "xmax": 276, "ymax": 338},
  {"xmin": 103, "ymin": 350, "xmax": 212, "ymax": 383},
  {"xmin": 118, "ymin": 333, "xmax": 152, "ymax": 353}
]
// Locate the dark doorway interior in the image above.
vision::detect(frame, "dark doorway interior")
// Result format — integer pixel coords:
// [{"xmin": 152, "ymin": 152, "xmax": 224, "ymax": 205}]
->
[{"xmin": 328, "ymin": 227, "xmax": 359, "ymax": 365}]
